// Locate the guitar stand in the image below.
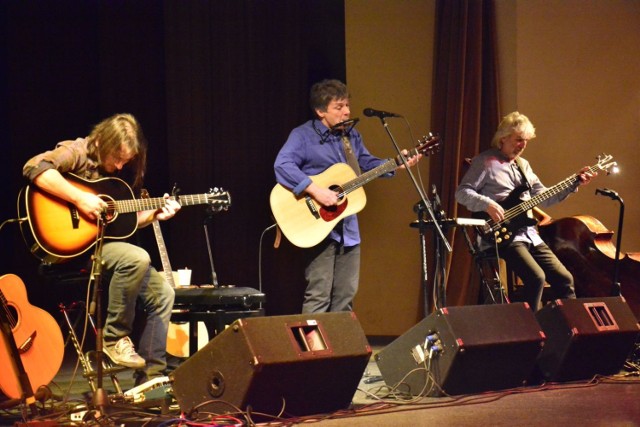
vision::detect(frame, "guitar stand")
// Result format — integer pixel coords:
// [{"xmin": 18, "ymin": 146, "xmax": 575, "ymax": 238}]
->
[{"xmin": 58, "ymin": 301, "xmax": 126, "ymax": 397}]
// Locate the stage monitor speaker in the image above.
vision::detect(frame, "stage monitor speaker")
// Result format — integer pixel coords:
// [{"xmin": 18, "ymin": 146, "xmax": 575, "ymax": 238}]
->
[
  {"xmin": 375, "ymin": 303, "xmax": 545, "ymax": 396},
  {"xmin": 170, "ymin": 311, "xmax": 371, "ymax": 417},
  {"xmin": 535, "ymin": 297, "xmax": 640, "ymax": 382}
]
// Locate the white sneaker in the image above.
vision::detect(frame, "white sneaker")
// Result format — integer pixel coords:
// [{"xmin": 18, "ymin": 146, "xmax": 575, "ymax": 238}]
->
[{"xmin": 103, "ymin": 336, "xmax": 146, "ymax": 369}]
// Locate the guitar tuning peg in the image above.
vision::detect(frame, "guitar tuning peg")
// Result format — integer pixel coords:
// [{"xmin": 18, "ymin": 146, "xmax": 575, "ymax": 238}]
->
[{"xmin": 171, "ymin": 183, "xmax": 181, "ymax": 197}]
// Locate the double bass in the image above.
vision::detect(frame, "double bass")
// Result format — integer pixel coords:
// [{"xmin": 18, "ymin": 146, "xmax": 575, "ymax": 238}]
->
[{"xmin": 538, "ymin": 214, "xmax": 640, "ymax": 321}]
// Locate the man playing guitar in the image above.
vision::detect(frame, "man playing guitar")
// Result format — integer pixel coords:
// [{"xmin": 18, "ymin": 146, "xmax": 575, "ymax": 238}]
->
[
  {"xmin": 23, "ymin": 113, "xmax": 180, "ymax": 386},
  {"xmin": 455, "ymin": 111, "xmax": 596, "ymax": 311}
]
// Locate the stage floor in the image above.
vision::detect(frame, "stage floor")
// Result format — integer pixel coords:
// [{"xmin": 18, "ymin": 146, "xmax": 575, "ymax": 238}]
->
[{"xmin": 2, "ymin": 341, "xmax": 639, "ymax": 426}]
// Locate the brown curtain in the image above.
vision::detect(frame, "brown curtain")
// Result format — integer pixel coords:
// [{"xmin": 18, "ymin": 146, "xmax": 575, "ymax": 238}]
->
[{"xmin": 427, "ymin": 0, "xmax": 501, "ymax": 310}]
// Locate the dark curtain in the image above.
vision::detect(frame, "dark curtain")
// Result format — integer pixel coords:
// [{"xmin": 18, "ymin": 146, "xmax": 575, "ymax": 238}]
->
[
  {"xmin": 160, "ymin": 1, "xmax": 346, "ymax": 315},
  {"xmin": 0, "ymin": 1, "xmax": 345, "ymax": 316},
  {"xmin": 428, "ymin": 0, "xmax": 501, "ymax": 309}
]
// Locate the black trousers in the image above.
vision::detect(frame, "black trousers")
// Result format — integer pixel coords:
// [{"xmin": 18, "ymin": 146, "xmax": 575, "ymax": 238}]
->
[{"xmin": 502, "ymin": 241, "xmax": 576, "ymax": 311}]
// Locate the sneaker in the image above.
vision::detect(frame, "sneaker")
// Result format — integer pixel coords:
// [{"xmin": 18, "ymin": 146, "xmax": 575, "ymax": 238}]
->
[{"xmin": 103, "ymin": 336, "xmax": 146, "ymax": 369}]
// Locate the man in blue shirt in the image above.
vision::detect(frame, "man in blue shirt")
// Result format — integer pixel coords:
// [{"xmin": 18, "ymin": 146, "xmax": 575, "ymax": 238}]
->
[
  {"xmin": 456, "ymin": 111, "xmax": 595, "ymax": 311},
  {"xmin": 274, "ymin": 79, "xmax": 419, "ymax": 313}
]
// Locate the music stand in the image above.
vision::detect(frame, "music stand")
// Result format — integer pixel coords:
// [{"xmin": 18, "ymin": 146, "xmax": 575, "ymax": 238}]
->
[
  {"xmin": 203, "ymin": 205, "xmax": 220, "ymax": 287},
  {"xmin": 411, "ymin": 186, "xmax": 489, "ymax": 313}
]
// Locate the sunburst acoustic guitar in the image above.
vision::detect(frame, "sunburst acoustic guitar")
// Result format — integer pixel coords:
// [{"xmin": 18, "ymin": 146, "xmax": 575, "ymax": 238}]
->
[{"xmin": 18, "ymin": 173, "xmax": 231, "ymax": 263}]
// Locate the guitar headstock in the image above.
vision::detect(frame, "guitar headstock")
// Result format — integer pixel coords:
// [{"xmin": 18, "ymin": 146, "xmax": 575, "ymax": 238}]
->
[
  {"xmin": 416, "ymin": 132, "xmax": 441, "ymax": 157},
  {"xmin": 206, "ymin": 187, "xmax": 231, "ymax": 212},
  {"xmin": 595, "ymin": 153, "xmax": 618, "ymax": 175}
]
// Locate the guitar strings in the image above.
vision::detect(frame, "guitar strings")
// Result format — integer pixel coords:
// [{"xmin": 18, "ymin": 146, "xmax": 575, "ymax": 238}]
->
[{"xmin": 492, "ymin": 163, "xmax": 603, "ymax": 231}]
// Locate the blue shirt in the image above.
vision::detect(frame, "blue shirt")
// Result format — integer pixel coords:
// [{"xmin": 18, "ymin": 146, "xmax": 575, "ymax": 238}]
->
[
  {"xmin": 274, "ymin": 119, "xmax": 388, "ymax": 246},
  {"xmin": 455, "ymin": 148, "xmax": 578, "ymax": 248}
]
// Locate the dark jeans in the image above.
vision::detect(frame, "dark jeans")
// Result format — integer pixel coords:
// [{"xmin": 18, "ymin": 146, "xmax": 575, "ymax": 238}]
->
[
  {"xmin": 502, "ymin": 241, "xmax": 576, "ymax": 311},
  {"xmin": 101, "ymin": 241, "xmax": 175, "ymax": 379}
]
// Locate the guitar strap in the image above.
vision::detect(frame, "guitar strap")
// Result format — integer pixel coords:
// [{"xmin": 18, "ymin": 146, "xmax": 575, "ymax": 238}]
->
[
  {"xmin": 514, "ymin": 157, "xmax": 532, "ymax": 190},
  {"xmin": 514, "ymin": 157, "xmax": 536, "ymax": 221},
  {"xmin": 341, "ymin": 135, "xmax": 361, "ymax": 176}
]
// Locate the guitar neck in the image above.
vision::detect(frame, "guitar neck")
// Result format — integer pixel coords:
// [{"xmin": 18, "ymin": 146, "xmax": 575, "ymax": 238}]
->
[
  {"xmin": 114, "ymin": 194, "xmax": 211, "ymax": 214},
  {"xmin": 503, "ymin": 161, "xmax": 602, "ymax": 220},
  {"xmin": 504, "ymin": 175, "xmax": 578, "ymax": 219},
  {"xmin": 151, "ymin": 221, "xmax": 176, "ymax": 287},
  {"xmin": 140, "ymin": 188, "xmax": 176, "ymax": 287},
  {"xmin": 340, "ymin": 151, "xmax": 414, "ymax": 196}
]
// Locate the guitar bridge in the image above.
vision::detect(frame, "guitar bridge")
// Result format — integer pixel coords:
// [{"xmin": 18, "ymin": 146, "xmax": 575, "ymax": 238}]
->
[
  {"xmin": 19, "ymin": 330, "xmax": 36, "ymax": 353},
  {"xmin": 68, "ymin": 202, "xmax": 80, "ymax": 229},
  {"xmin": 305, "ymin": 196, "xmax": 320, "ymax": 219}
]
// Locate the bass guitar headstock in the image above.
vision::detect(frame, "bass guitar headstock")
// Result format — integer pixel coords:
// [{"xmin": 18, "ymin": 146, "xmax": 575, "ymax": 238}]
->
[{"xmin": 595, "ymin": 153, "xmax": 618, "ymax": 175}]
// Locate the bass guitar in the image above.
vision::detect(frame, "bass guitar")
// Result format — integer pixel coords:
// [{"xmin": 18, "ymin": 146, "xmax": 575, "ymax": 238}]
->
[
  {"xmin": 0, "ymin": 274, "xmax": 64, "ymax": 400},
  {"xmin": 270, "ymin": 134, "xmax": 441, "ymax": 248},
  {"xmin": 18, "ymin": 174, "xmax": 231, "ymax": 263},
  {"xmin": 474, "ymin": 154, "xmax": 616, "ymax": 249}
]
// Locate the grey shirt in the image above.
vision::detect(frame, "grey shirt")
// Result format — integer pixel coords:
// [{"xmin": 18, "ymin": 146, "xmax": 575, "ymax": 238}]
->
[{"xmin": 455, "ymin": 148, "xmax": 578, "ymax": 248}]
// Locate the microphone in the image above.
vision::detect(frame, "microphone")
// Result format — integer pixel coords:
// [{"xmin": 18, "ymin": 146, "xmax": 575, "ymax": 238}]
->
[
  {"xmin": 363, "ymin": 108, "xmax": 401, "ymax": 119},
  {"xmin": 595, "ymin": 187, "xmax": 620, "ymax": 200}
]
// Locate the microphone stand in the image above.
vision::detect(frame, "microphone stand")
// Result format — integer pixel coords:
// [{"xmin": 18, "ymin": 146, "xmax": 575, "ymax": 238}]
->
[
  {"xmin": 430, "ymin": 186, "xmax": 450, "ymax": 309},
  {"xmin": 376, "ymin": 117, "xmax": 451, "ymax": 252},
  {"xmin": 596, "ymin": 188, "xmax": 624, "ymax": 297},
  {"xmin": 374, "ymin": 116, "xmax": 451, "ymax": 314},
  {"xmin": 88, "ymin": 213, "xmax": 109, "ymax": 417}
]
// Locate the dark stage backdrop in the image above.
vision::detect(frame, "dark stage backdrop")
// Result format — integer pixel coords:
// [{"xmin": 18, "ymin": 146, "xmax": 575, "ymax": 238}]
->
[{"xmin": 0, "ymin": 1, "xmax": 346, "ymax": 316}]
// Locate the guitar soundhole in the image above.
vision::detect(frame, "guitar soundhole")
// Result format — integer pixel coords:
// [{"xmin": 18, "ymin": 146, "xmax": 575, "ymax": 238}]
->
[
  {"xmin": 319, "ymin": 184, "xmax": 347, "ymax": 221},
  {"xmin": 104, "ymin": 208, "xmax": 115, "ymax": 222},
  {"xmin": 6, "ymin": 304, "xmax": 18, "ymax": 328},
  {"xmin": 100, "ymin": 195, "xmax": 116, "ymax": 222},
  {"xmin": 329, "ymin": 184, "xmax": 344, "ymax": 202}
]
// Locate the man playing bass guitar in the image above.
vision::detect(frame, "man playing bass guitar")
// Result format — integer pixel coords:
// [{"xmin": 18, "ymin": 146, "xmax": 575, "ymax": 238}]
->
[
  {"xmin": 455, "ymin": 111, "xmax": 596, "ymax": 311},
  {"xmin": 22, "ymin": 113, "xmax": 180, "ymax": 386}
]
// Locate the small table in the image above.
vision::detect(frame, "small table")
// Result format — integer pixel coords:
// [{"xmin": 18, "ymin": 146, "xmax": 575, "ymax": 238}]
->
[{"xmin": 171, "ymin": 285, "xmax": 266, "ymax": 357}]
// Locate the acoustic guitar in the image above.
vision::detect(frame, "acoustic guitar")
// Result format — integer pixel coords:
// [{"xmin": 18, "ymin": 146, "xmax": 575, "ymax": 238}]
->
[
  {"xmin": 270, "ymin": 133, "xmax": 441, "ymax": 248},
  {"xmin": 18, "ymin": 173, "xmax": 231, "ymax": 263},
  {"xmin": 0, "ymin": 274, "xmax": 64, "ymax": 400}
]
